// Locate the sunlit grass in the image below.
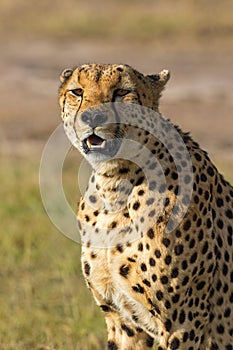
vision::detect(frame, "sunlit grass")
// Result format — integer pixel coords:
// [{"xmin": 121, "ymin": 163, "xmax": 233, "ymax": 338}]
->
[
  {"xmin": 0, "ymin": 0, "xmax": 232, "ymax": 44},
  {"xmin": 0, "ymin": 155, "xmax": 105, "ymax": 350}
]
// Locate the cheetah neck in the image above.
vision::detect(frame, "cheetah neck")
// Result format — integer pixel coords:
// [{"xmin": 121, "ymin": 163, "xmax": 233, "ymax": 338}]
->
[{"xmin": 93, "ymin": 159, "xmax": 144, "ymax": 206}]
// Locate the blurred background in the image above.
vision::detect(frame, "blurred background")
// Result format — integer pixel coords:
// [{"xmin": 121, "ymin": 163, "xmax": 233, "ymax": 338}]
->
[{"xmin": 0, "ymin": 0, "xmax": 233, "ymax": 349}]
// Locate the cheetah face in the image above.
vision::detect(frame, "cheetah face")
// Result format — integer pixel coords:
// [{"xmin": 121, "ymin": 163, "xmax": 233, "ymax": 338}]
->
[
  {"xmin": 73, "ymin": 104, "xmax": 128, "ymax": 161},
  {"xmin": 59, "ymin": 64, "xmax": 170, "ymax": 165}
]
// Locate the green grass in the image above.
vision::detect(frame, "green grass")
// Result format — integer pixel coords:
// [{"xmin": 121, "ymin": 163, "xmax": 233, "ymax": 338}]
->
[{"xmin": 0, "ymin": 155, "xmax": 105, "ymax": 350}]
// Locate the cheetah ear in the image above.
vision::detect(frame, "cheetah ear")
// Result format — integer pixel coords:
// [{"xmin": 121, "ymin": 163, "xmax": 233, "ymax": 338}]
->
[
  {"xmin": 60, "ymin": 68, "xmax": 74, "ymax": 83},
  {"xmin": 147, "ymin": 69, "xmax": 170, "ymax": 87}
]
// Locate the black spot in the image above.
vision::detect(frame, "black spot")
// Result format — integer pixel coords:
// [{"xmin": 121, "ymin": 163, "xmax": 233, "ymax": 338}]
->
[
  {"xmin": 138, "ymin": 189, "xmax": 145, "ymax": 196},
  {"xmin": 132, "ymin": 284, "xmax": 144, "ymax": 293},
  {"xmin": 159, "ymin": 184, "xmax": 166, "ymax": 193},
  {"xmin": 194, "ymin": 153, "xmax": 202, "ymax": 161},
  {"xmin": 207, "ymin": 166, "xmax": 215, "ymax": 176},
  {"xmin": 120, "ymin": 265, "xmax": 130, "ymax": 277},
  {"xmin": 146, "ymin": 336, "xmax": 154, "ymax": 347},
  {"xmin": 216, "ymin": 197, "xmax": 224, "ymax": 207},
  {"xmin": 128, "ymin": 257, "xmax": 136, "ymax": 262},
  {"xmin": 217, "ymin": 297, "xmax": 224, "ymax": 306},
  {"xmin": 119, "ymin": 167, "xmax": 129, "ymax": 174},
  {"xmin": 172, "ymin": 309, "xmax": 178, "ymax": 321},
  {"xmin": 222, "ymin": 263, "xmax": 228, "ymax": 276},
  {"xmin": 155, "ymin": 249, "xmax": 161, "ymax": 258},
  {"xmin": 226, "ymin": 345, "xmax": 233, "ymax": 350},
  {"xmin": 116, "ymin": 243, "xmax": 124, "ymax": 252},
  {"xmin": 183, "ymin": 220, "xmax": 191, "ymax": 231},
  {"xmin": 110, "ymin": 221, "xmax": 117, "ymax": 229},
  {"xmin": 162, "ymin": 237, "xmax": 170, "ymax": 247},
  {"xmin": 100, "ymin": 305, "xmax": 111, "ymax": 312},
  {"xmin": 217, "ymin": 184, "xmax": 222, "ymax": 193},
  {"xmin": 161, "ymin": 275, "xmax": 168, "ymax": 284},
  {"xmin": 194, "ymin": 195, "xmax": 199, "ymax": 204},
  {"xmin": 200, "ymin": 173, "xmax": 207, "ymax": 182},
  {"xmin": 182, "ymin": 260, "xmax": 188, "ymax": 270},
  {"xmin": 204, "ymin": 191, "xmax": 209, "ymax": 200},
  {"xmin": 197, "ymin": 281, "xmax": 206, "ymax": 290},
  {"xmin": 183, "ymin": 174, "xmax": 191, "ymax": 184},
  {"xmin": 149, "ymin": 181, "xmax": 156, "ymax": 190},
  {"xmin": 202, "ymin": 242, "xmax": 209, "ymax": 254},
  {"xmin": 171, "ymin": 172, "xmax": 178, "ymax": 180},
  {"xmin": 216, "ymin": 324, "xmax": 224, "ymax": 334},
  {"xmin": 138, "ymin": 242, "xmax": 143, "ymax": 251},
  {"xmin": 179, "ymin": 310, "xmax": 186, "ymax": 324},
  {"xmin": 121, "ymin": 324, "xmax": 134, "ymax": 337},
  {"xmin": 226, "ymin": 209, "xmax": 233, "ymax": 219},
  {"xmin": 91, "ymin": 252, "xmax": 96, "ymax": 259},
  {"xmin": 165, "ymin": 319, "xmax": 172, "ymax": 332},
  {"xmin": 85, "ymin": 215, "xmax": 90, "ymax": 222},
  {"xmin": 217, "ymin": 218, "xmax": 224, "ymax": 229},
  {"xmin": 165, "ymin": 300, "xmax": 171, "ymax": 309},
  {"xmin": 197, "ymin": 218, "xmax": 203, "ymax": 228},
  {"xmin": 174, "ymin": 244, "xmax": 184, "ymax": 255},
  {"xmin": 190, "ymin": 252, "xmax": 198, "ymax": 264},
  {"xmin": 141, "ymin": 263, "xmax": 147, "ymax": 271},
  {"xmin": 149, "ymin": 257, "xmax": 156, "ymax": 266},
  {"xmin": 182, "ymin": 276, "xmax": 189, "ymax": 286},
  {"xmin": 165, "ymin": 255, "xmax": 172, "ymax": 265},
  {"xmin": 175, "ymin": 230, "xmax": 182, "ymax": 238},
  {"xmin": 156, "ymin": 290, "xmax": 163, "ymax": 300},
  {"xmin": 84, "ymin": 262, "xmax": 91, "ymax": 275},
  {"xmin": 183, "ymin": 332, "xmax": 189, "ymax": 342},
  {"xmin": 189, "ymin": 238, "xmax": 195, "ymax": 249},
  {"xmin": 148, "ymin": 209, "xmax": 155, "ymax": 217},
  {"xmin": 210, "ymin": 342, "xmax": 218, "ymax": 350},
  {"xmin": 143, "ymin": 279, "xmax": 151, "ymax": 287},
  {"xmin": 147, "ymin": 228, "xmax": 155, "ymax": 239},
  {"xmin": 171, "ymin": 268, "xmax": 179, "ymax": 278},
  {"xmin": 135, "ymin": 176, "xmax": 145, "ymax": 186},
  {"xmin": 172, "ymin": 294, "xmax": 180, "ymax": 303},
  {"xmin": 146, "ymin": 197, "xmax": 155, "ymax": 205},
  {"xmin": 108, "ymin": 340, "xmax": 118, "ymax": 350},
  {"xmin": 133, "ymin": 201, "xmax": 140, "ymax": 210},
  {"xmin": 89, "ymin": 195, "xmax": 97, "ymax": 203},
  {"xmin": 170, "ymin": 338, "xmax": 180, "ymax": 350},
  {"xmin": 149, "ymin": 162, "xmax": 157, "ymax": 170}
]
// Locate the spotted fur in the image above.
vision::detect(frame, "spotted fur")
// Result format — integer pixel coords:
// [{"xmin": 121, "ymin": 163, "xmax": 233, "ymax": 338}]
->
[{"xmin": 59, "ymin": 64, "xmax": 233, "ymax": 350}]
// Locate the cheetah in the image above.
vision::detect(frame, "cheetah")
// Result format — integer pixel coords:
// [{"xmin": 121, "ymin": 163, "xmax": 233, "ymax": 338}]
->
[{"xmin": 59, "ymin": 64, "xmax": 233, "ymax": 350}]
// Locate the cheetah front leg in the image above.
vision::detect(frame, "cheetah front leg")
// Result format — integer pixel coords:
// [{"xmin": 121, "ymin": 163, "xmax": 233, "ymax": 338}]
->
[{"xmin": 104, "ymin": 310, "xmax": 155, "ymax": 350}]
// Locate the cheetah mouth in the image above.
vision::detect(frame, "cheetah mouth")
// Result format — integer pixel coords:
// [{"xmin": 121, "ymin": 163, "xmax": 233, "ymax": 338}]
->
[
  {"xmin": 86, "ymin": 134, "xmax": 106, "ymax": 149},
  {"xmin": 82, "ymin": 133, "xmax": 121, "ymax": 157}
]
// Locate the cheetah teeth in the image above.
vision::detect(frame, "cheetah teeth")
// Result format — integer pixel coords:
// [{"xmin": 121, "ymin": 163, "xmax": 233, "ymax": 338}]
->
[{"xmin": 87, "ymin": 139, "xmax": 106, "ymax": 149}]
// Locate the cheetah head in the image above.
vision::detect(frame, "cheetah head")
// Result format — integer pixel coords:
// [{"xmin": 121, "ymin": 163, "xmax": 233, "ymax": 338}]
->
[{"xmin": 59, "ymin": 64, "xmax": 170, "ymax": 165}]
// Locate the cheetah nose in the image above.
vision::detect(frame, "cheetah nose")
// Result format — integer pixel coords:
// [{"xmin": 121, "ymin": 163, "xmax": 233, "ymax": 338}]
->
[{"xmin": 81, "ymin": 111, "xmax": 107, "ymax": 128}]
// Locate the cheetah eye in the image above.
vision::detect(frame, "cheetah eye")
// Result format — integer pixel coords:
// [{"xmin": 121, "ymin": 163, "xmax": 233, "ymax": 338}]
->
[
  {"xmin": 69, "ymin": 88, "xmax": 83, "ymax": 97},
  {"xmin": 114, "ymin": 89, "xmax": 131, "ymax": 97}
]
